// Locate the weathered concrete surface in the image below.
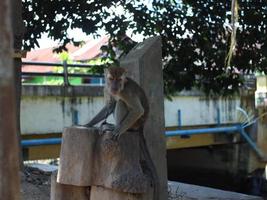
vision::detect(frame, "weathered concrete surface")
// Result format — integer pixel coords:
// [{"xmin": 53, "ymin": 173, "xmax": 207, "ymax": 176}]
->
[
  {"xmin": 57, "ymin": 126, "xmax": 98, "ymax": 186},
  {"xmin": 90, "ymin": 186, "xmax": 141, "ymax": 200},
  {"xmin": 0, "ymin": 0, "xmax": 20, "ymax": 199},
  {"xmin": 57, "ymin": 126, "xmax": 150, "ymax": 194},
  {"xmin": 168, "ymin": 181, "xmax": 263, "ymax": 200},
  {"xmin": 247, "ymin": 105, "xmax": 267, "ymax": 172},
  {"xmin": 93, "ymin": 130, "xmax": 150, "ymax": 194},
  {"xmin": 240, "ymin": 91, "xmax": 259, "ymax": 174},
  {"xmin": 22, "ymin": 85, "xmax": 103, "ymax": 97},
  {"xmin": 21, "ymin": 95, "xmax": 109, "ymax": 134},
  {"xmin": 20, "ymin": 92, "xmax": 241, "ymax": 135},
  {"xmin": 21, "ymin": 85, "xmax": 241, "ymax": 135},
  {"xmin": 257, "ymin": 106, "xmax": 267, "ymax": 159},
  {"xmin": 120, "ymin": 36, "xmax": 168, "ymax": 200},
  {"xmin": 51, "ymin": 172, "xmax": 88, "ymax": 200}
]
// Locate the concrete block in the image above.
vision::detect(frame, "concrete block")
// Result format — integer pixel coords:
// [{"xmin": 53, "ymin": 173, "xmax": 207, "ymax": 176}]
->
[
  {"xmin": 90, "ymin": 186, "xmax": 141, "ymax": 200},
  {"xmin": 57, "ymin": 126, "xmax": 150, "ymax": 194},
  {"xmin": 92, "ymin": 131, "xmax": 150, "ymax": 194},
  {"xmin": 57, "ymin": 126, "xmax": 98, "ymax": 186},
  {"xmin": 121, "ymin": 36, "xmax": 168, "ymax": 200},
  {"xmin": 51, "ymin": 172, "xmax": 89, "ymax": 200},
  {"xmin": 168, "ymin": 181, "xmax": 263, "ymax": 200}
]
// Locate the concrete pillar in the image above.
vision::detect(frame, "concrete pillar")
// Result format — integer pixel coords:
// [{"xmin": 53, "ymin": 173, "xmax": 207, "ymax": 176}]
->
[
  {"xmin": 0, "ymin": 0, "xmax": 20, "ymax": 199},
  {"xmin": 247, "ymin": 106, "xmax": 267, "ymax": 172},
  {"xmin": 120, "ymin": 36, "xmax": 168, "ymax": 200},
  {"xmin": 240, "ymin": 90, "xmax": 259, "ymax": 173},
  {"xmin": 257, "ymin": 106, "xmax": 267, "ymax": 156}
]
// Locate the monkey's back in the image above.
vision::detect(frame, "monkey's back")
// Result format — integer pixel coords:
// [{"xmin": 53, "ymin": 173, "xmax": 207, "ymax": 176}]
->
[{"xmin": 125, "ymin": 77, "xmax": 150, "ymax": 124}]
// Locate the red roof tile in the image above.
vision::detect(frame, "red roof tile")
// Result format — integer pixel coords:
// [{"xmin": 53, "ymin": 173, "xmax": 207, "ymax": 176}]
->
[
  {"xmin": 71, "ymin": 36, "xmax": 109, "ymax": 61},
  {"xmin": 22, "ymin": 47, "xmax": 59, "ymax": 72},
  {"xmin": 22, "ymin": 36, "xmax": 108, "ymax": 72}
]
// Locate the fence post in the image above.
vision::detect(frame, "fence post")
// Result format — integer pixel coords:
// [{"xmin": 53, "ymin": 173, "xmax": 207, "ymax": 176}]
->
[
  {"xmin": 0, "ymin": 0, "xmax": 20, "ymax": 199},
  {"xmin": 63, "ymin": 60, "xmax": 70, "ymax": 86}
]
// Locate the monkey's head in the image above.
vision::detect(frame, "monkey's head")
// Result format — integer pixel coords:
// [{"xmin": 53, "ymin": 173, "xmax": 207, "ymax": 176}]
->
[{"xmin": 105, "ymin": 67, "xmax": 127, "ymax": 95}]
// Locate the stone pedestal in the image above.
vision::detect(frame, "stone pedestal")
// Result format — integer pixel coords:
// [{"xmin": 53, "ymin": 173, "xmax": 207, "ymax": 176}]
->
[{"xmin": 53, "ymin": 126, "xmax": 151, "ymax": 200}]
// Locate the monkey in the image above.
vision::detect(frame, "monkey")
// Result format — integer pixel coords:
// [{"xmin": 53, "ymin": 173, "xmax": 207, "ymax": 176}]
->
[{"xmin": 84, "ymin": 66, "xmax": 159, "ymax": 200}]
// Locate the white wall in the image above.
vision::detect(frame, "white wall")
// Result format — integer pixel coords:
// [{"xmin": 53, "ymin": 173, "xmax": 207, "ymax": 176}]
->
[
  {"xmin": 164, "ymin": 96, "xmax": 240, "ymax": 127},
  {"xmin": 21, "ymin": 95, "xmax": 241, "ymax": 134}
]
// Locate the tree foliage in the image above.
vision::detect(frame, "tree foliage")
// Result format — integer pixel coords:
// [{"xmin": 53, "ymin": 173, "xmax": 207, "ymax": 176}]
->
[{"xmin": 22, "ymin": 0, "xmax": 267, "ymax": 96}]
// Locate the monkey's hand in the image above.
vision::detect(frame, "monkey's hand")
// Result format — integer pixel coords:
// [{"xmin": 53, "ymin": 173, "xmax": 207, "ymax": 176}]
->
[
  {"xmin": 111, "ymin": 128, "xmax": 122, "ymax": 141},
  {"xmin": 100, "ymin": 122, "xmax": 115, "ymax": 136},
  {"xmin": 83, "ymin": 123, "xmax": 93, "ymax": 128}
]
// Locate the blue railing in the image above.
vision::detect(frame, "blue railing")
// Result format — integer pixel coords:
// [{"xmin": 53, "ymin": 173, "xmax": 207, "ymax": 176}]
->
[{"xmin": 22, "ymin": 61, "xmax": 105, "ymax": 86}]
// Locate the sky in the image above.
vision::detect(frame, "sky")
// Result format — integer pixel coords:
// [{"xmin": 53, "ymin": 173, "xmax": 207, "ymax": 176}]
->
[
  {"xmin": 36, "ymin": 2, "xmax": 151, "ymax": 49},
  {"xmin": 37, "ymin": 28, "xmax": 145, "ymax": 49},
  {"xmin": 37, "ymin": 29, "xmax": 90, "ymax": 49}
]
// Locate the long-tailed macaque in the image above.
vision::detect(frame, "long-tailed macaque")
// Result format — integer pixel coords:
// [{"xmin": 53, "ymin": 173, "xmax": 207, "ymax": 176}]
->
[{"xmin": 85, "ymin": 66, "xmax": 158, "ymax": 200}]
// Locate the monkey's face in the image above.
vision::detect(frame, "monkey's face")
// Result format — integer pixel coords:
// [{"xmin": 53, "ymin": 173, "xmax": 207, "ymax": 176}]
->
[{"xmin": 105, "ymin": 67, "xmax": 127, "ymax": 95}]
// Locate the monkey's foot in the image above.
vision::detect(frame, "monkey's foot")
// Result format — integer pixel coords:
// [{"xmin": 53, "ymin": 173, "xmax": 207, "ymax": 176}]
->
[{"xmin": 111, "ymin": 129, "xmax": 122, "ymax": 140}]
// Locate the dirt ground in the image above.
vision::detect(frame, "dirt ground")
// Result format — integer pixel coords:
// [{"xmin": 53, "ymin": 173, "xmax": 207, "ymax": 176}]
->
[
  {"xmin": 21, "ymin": 166, "xmax": 51, "ymax": 200},
  {"xmin": 20, "ymin": 165, "xmax": 265, "ymax": 200}
]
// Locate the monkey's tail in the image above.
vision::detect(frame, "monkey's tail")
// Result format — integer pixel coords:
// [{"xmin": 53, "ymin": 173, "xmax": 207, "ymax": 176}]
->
[{"xmin": 139, "ymin": 128, "xmax": 159, "ymax": 200}]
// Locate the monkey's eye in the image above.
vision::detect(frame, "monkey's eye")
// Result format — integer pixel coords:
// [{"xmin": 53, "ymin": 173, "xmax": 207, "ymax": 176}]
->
[
  {"xmin": 109, "ymin": 77, "xmax": 114, "ymax": 80},
  {"xmin": 118, "ymin": 78, "xmax": 122, "ymax": 81}
]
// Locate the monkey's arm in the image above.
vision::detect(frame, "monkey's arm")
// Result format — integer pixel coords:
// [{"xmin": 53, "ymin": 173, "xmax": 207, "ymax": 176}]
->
[
  {"xmin": 84, "ymin": 98, "xmax": 116, "ymax": 127},
  {"xmin": 112, "ymin": 95, "xmax": 144, "ymax": 139}
]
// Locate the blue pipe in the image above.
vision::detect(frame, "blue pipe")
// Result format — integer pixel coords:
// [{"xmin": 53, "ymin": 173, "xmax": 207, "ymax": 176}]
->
[
  {"xmin": 165, "ymin": 125, "xmax": 240, "ymax": 137},
  {"xmin": 22, "ymin": 126, "xmax": 240, "ymax": 147},
  {"xmin": 177, "ymin": 109, "xmax": 182, "ymax": 127},
  {"xmin": 21, "ymin": 138, "xmax": 62, "ymax": 148},
  {"xmin": 21, "ymin": 125, "xmax": 266, "ymax": 160},
  {"xmin": 239, "ymin": 128, "xmax": 265, "ymax": 159}
]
